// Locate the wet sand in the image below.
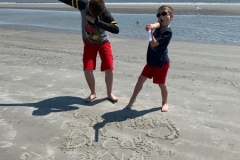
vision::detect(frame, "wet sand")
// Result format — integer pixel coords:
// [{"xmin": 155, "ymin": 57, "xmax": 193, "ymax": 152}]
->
[{"xmin": 0, "ymin": 27, "xmax": 240, "ymax": 159}]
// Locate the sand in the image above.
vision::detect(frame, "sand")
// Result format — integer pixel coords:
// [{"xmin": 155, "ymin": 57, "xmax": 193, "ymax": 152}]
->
[
  {"xmin": 0, "ymin": 3, "xmax": 240, "ymax": 15},
  {"xmin": 0, "ymin": 26, "xmax": 240, "ymax": 159}
]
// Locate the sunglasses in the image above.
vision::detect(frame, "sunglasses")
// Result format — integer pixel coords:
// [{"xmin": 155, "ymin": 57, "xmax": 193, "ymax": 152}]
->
[{"xmin": 156, "ymin": 11, "xmax": 168, "ymax": 17}]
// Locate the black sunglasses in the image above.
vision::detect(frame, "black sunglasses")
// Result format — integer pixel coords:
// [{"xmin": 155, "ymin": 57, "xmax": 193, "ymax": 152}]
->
[{"xmin": 156, "ymin": 11, "xmax": 168, "ymax": 17}]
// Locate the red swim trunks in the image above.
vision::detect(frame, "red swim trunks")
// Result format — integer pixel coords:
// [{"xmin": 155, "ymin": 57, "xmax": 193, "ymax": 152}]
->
[
  {"xmin": 141, "ymin": 62, "xmax": 170, "ymax": 84},
  {"xmin": 83, "ymin": 40, "xmax": 114, "ymax": 71}
]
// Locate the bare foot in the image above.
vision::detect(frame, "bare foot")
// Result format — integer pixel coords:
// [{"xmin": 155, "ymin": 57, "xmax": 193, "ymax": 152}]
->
[
  {"xmin": 161, "ymin": 103, "xmax": 168, "ymax": 112},
  {"xmin": 108, "ymin": 93, "xmax": 118, "ymax": 103},
  {"xmin": 85, "ymin": 93, "xmax": 97, "ymax": 102},
  {"xmin": 125, "ymin": 100, "xmax": 136, "ymax": 109}
]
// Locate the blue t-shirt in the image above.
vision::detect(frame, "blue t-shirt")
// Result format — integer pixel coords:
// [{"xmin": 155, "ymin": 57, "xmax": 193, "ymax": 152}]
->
[{"xmin": 146, "ymin": 27, "xmax": 172, "ymax": 67}]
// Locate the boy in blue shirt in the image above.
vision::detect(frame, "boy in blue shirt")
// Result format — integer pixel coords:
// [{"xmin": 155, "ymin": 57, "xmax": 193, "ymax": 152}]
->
[{"xmin": 126, "ymin": 5, "xmax": 174, "ymax": 112}]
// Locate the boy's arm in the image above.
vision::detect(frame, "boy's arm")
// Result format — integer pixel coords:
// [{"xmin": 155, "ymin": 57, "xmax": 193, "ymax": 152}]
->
[
  {"xmin": 150, "ymin": 22, "xmax": 161, "ymax": 30},
  {"xmin": 150, "ymin": 32, "xmax": 159, "ymax": 47},
  {"xmin": 86, "ymin": 15, "xmax": 119, "ymax": 34},
  {"xmin": 145, "ymin": 22, "xmax": 160, "ymax": 31},
  {"xmin": 90, "ymin": 9, "xmax": 119, "ymax": 34},
  {"xmin": 58, "ymin": 0, "xmax": 87, "ymax": 10},
  {"xmin": 94, "ymin": 17, "xmax": 119, "ymax": 34},
  {"xmin": 145, "ymin": 22, "xmax": 160, "ymax": 47},
  {"xmin": 150, "ymin": 30, "xmax": 172, "ymax": 48}
]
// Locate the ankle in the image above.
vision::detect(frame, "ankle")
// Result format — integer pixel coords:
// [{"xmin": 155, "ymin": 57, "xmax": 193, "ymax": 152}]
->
[
  {"xmin": 162, "ymin": 102, "xmax": 168, "ymax": 106},
  {"xmin": 129, "ymin": 99, "xmax": 136, "ymax": 105},
  {"xmin": 107, "ymin": 93, "xmax": 113, "ymax": 97}
]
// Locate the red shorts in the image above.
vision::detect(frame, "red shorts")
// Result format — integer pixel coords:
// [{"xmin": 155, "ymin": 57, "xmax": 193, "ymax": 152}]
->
[
  {"xmin": 83, "ymin": 40, "xmax": 114, "ymax": 71},
  {"xmin": 141, "ymin": 62, "xmax": 170, "ymax": 84}
]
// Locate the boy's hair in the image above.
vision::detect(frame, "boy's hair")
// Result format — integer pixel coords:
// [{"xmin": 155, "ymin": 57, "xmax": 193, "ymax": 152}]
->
[
  {"xmin": 159, "ymin": 5, "xmax": 174, "ymax": 15},
  {"xmin": 89, "ymin": 0, "xmax": 105, "ymax": 17}
]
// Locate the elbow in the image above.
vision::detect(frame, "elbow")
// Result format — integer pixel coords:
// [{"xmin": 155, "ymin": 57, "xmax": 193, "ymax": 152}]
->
[
  {"xmin": 150, "ymin": 40, "xmax": 159, "ymax": 47},
  {"xmin": 112, "ymin": 22, "xmax": 119, "ymax": 34},
  {"xmin": 150, "ymin": 43, "xmax": 158, "ymax": 48},
  {"xmin": 115, "ymin": 28, "xmax": 120, "ymax": 34},
  {"xmin": 112, "ymin": 27, "xmax": 119, "ymax": 34}
]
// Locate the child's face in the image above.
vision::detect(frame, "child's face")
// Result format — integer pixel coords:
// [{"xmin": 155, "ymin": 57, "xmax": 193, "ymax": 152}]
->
[
  {"xmin": 156, "ymin": 8, "xmax": 173, "ymax": 27},
  {"xmin": 89, "ymin": 10, "xmax": 97, "ymax": 18}
]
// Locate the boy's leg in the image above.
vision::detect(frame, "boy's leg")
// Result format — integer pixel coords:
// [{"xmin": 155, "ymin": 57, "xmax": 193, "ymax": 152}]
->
[
  {"xmin": 153, "ymin": 62, "xmax": 170, "ymax": 112},
  {"xmin": 99, "ymin": 42, "xmax": 118, "ymax": 102},
  {"xmin": 105, "ymin": 70, "xmax": 118, "ymax": 102},
  {"xmin": 84, "ymin": 70, "xmax": 97, "ymax": 102},
  {"xmin": 83, "ymin": 40, "xmax": 98, "ymax": 102},
  {"xmin": 159, "ymin": 84, "xmax": 168, "ymax": 112},
  {"xmin": 126, "ymin": 75, "xmax": 148, "ymax": 109},
  {"xmin": 126, "ymin": 64, "xmax": 151, "ymax": 109}
]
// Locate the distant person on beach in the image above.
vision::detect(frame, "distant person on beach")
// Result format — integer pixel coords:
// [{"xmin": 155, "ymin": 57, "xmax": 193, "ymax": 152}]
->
[
  {"xmin": 126, "ymin": 5, "xmax": 174, "ymax": 112},
  {"xmin": 58, "ymin": 0, "xmax": 119, "ymax": 103}
]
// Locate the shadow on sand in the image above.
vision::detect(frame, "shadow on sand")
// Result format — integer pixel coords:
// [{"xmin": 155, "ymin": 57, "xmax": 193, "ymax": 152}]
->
[
  {"xmin": 93, "ymin": 107, "xmax": 160, "ymax": 142},
  {"xmin": 0, "ymin": 96, "xmax": 110, "ymax": 116},
  {"xmin": 0, "ymin": 96, "xmax": 161, "ymax": 142}
]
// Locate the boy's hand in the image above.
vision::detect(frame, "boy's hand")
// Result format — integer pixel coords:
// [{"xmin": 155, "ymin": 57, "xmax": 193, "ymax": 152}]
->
[
  {"xmin": 145, "ymin": 22, "xmax": 161, "ymax": 31},
  {"xmin": 86, "ymin": 15, "xmax": 96, "ymax": 23},
  {"xmin": 145, "ymin": 24, "xmax": 152, "ymax": 31}
]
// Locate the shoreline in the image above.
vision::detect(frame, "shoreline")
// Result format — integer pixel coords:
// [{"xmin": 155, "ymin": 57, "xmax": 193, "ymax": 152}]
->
[
  {"xmin": 0, "ymin": 24, "xmax": 239, "ymax": 46},
  {"xmin": 0, "ymin": 3, "xmax": 240, "ymax": 15}
]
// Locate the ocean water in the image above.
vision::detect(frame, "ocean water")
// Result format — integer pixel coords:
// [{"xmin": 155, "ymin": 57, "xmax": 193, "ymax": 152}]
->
[
  {"xmin": 0, "ymin": 0, "xmax": 240, "ymax": 45},
  {"xmin": 0, "ymin": 9, "xmax": 239, "ymax": 45}
]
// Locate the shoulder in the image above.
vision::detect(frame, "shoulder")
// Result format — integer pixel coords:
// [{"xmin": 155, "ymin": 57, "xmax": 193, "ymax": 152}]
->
[
  {"xmin": 163, "ymin": 27, "xmax": 172, "ymax": 33},
  {"xmin": 165, "ymin": 27, "xmax": 172, "ymax": 34},
  {"xmin": 161, "ymin": 28, "xmax": 172, "ymax": 37},
  {"xmin": 79, "ymin": 0, "xmax": 88, "ymax": 10}
]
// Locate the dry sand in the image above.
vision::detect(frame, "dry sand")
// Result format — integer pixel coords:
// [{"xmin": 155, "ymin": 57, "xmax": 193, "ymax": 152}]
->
[
  {"xmin": 0, "ymin": 27, "xmax": 240, "ymax": 160},
  {"xmin": 0, "ymin": 3, "xmax": 240, "ymax": 15}
]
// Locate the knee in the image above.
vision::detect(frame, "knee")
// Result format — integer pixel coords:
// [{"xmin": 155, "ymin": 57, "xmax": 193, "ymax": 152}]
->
[
  {"xmin": 84, "ymin": 70, "xmax": 93, "ymax": 76},
  {"xmin": 159, "ymin": 84, "xmax": 166, "ymax": 89},
  {"xmin": 137, "ymin": 76, "xmax": 146, "ymax": 83},
  {"xmin": 105, "ymin": 69, "xmax": 113, "ymax": 73}
]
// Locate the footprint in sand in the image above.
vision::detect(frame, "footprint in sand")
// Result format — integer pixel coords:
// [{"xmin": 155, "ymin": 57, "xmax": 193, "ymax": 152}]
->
[
  {"xmin": 0, "ymin": 141, "xmax": 15, "ymax": 148},
  {"xmin": 20, "ymin": 152, "xmax": 32, "ymax": 160}
]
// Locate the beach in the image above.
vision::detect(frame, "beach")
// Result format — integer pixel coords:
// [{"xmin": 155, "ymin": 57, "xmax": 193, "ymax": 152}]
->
[
  {"xmin": 0, "ymin": 23, "xmax": 240, "ymax": 160},
  {"xmin": 0, "ymin": 3, "xmax": 240, "ymax": 15}
]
